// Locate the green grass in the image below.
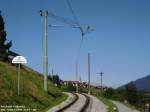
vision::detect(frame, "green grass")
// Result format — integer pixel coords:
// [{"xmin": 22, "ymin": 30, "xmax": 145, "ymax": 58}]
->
[
  {"xmin": 0, "ymin": 61, "xmax": 68, "ymax": 111},
  {"xmin": 98, "ymin": 96, "xmax": 118, "ymax": 112},
  {"xmin": 122, "ymin": 101, "xmax": 137, "ymax": 110},
  {"xmin": 42, "ymin": 93, "xmax": 67, "ymax": 112}
]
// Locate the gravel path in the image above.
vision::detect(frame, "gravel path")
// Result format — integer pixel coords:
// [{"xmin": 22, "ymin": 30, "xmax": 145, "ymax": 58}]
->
[
  {"xmin": 85, "ymin": 94, "xmax": 107, "ymax": 112},
  {"xmin": 112, "ymin": 101, "xmax": 140, "ymax": 112},
  {"xmin": 63, "ymin": 93, "xmax": 86, "ymax": 112}
]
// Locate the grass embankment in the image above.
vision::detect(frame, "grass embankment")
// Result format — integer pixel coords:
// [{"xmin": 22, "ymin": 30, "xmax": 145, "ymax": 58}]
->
[
  {"xmin": 0, "ymin": 61, "xmax": 67, "ymax": 111},
  {"xmin": 98, "ymin": 96, "xmax": 118, "ymax": 112}
]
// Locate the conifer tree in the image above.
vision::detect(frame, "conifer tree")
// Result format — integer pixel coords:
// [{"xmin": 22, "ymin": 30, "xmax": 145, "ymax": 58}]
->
[
  {"xmin": 0, "ymin": 11, "xmax": 12, "ymax": 60},
  {"xmin": 0, "ymin": 11, "xmax": 7, "ymax": 46}
]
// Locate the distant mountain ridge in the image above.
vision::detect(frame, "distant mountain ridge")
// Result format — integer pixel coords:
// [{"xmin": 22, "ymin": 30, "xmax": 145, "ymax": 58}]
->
[{"xmin": 119, "ymin": 74, "xmax": 150, "ymax": 91}]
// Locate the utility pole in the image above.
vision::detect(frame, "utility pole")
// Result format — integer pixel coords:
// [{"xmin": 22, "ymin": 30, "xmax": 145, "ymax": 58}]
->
[
  {"xmin": 39, "ymin": 9, "xmax": 94, "ymax": 92},
  {"xmin": 40, "ymin": 10, "xmax": 48, "ymax": 92},
  {"xmin": 88, "ymin": 53, "xmax": 91, "ymax": 94},
  {"xmin": 76, "ymin": 63, "xmax": 78, "ymax": 93},
  {"xmin": 97, "ymin": 72, "xmax": 104, "ymax": 93}
]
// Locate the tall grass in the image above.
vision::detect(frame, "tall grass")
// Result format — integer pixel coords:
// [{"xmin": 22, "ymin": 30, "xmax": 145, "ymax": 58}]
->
[{"xmin": 0, "ymin": 61, "xmax": 67, "ymax": 111}]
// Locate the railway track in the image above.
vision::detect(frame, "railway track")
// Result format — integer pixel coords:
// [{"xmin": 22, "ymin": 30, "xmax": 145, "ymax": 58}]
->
[
  {"xmin": 57, "ymin": 92, "xmax": 90, "ymax": 112},
  {"xmin": 79, "ymin": 93, "xmax": 90, "ymax": 112},
  {"xmin": 57, "ymin": 93, "xmax": 79, "ymax": 112}
]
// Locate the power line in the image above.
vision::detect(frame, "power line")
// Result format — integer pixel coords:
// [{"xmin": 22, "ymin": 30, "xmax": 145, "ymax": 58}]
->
[
  {"xmin": 65, "ymin": 0, "xmax": 84, "ymax": 37},
  {"xmin": 65, "ymin": 0, "xmax": 92, "ymax": 93},
  {"xmin": 66, "ymin": 0, "xmax": 79, "ymax": 24},
  {"xmin": 40, "ymin": 2, "xmax": 94, "ymax": 93}
]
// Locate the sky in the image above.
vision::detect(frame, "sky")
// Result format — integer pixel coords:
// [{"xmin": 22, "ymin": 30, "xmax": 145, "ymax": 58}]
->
[{"xmin": 0, "ymin": 0, "xmax": 150, "ymax": 87}]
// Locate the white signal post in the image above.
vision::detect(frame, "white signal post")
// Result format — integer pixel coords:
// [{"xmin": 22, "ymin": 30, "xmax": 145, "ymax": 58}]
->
[{"xmin": 12, "ymin": 56, "xmax": 27, "ymax": 96}]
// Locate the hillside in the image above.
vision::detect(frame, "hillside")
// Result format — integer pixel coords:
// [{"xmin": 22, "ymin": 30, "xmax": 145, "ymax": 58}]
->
[
  {"xmin": 0, "ymin": 61, "xmax": 67, "ymax": 111},
  {"xmin": 134, "ymin": 74, "xmax": 150, "ymax": 91},
  {"xmin": 119, "ymin": 74, "xmax": 150, "ymax": 91}
]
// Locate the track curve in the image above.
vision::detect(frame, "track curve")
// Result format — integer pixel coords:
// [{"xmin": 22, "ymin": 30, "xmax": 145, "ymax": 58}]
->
[
  {"xmin": 58, "ymin": 93, "xmax": 90, "ymax": 112},
  {"xmin": 57, "ymin": 93, "xmax": 79, "ymax": 112}
]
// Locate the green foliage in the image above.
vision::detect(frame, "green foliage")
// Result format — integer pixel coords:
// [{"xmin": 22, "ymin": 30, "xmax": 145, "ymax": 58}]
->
[
  {"xmin": 67, "ymin": 82, "xmax": 76, "ymax": 91},
  {"xmin": 52, "ymin": 75, "xmax": 60, "ymax": 86},
  {"xmin": 103, "ymin": 88, "xmax": 115, "ymax": 99},
  {"xmin": 112, "ymin": 89, "xmax": 126, "ymax": 101},
  {"xmin": 78, "ymin": 86, "xmax": 88, "ymax": 93},
  {"xmin": 0, "ymin": 12, "xmax": 12, "ymax": 61},
  {"xmin": 82, "ymin": 82, "xmax": 148, "ymax": 111},
  {"xmin": 0, "ymin": 11, "xmax": 5, "ymax": 29},
  {"xmin": 61, "ymin": 82, "xmax": 76, "ymax": 92},
  {"xmin": 98, "ymin": 96, "xmax": 118, "ymax": 112},
  {"xmin": 0, "ymin": 12, "xmax": 7, "ymax": 45},
  {"xmin": 125, "ymin": 82, "xmax": 137, "ymax": 105}
]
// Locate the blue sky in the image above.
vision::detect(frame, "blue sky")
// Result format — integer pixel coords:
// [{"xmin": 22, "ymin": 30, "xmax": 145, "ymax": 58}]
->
[{"xmin": 1, "ymin": 0, "xmax": 150, "ymax": 87}]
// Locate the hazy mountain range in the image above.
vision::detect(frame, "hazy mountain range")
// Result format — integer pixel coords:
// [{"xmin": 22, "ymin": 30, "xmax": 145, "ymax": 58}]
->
[{"xmin": 119, "ymin": 74, "xmax": 150, "ymax": 91}]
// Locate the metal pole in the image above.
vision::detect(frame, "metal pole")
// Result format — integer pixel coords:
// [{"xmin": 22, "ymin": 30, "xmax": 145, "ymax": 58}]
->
[
  {"xmin": 100, "ymin": 72, "xmax": 103, "ymax": 93},
  {"xmin": 44, "ymin": 11, "xmax": 48, "ymax": 92},
  {"xmin": 18, "ymin": 63, "xmax": 20, "ymax": 96},
  {"xmin": 76, "ymin": 63, "xmax": 78, "ymax": 93},
  {"xmin": 97, "ymin": 72, "xmax": 103, "ymax": 94},
  {"xmin": 40, "ymin": 10, "xmax": 48, "ymax": 92},
  {"xmin": 88, "ymin": 53, "xmax": 91, "ymax": 94}
]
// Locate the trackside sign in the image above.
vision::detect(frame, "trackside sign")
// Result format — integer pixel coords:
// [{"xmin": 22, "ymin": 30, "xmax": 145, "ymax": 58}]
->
[{"xmin": 12, "ymin": 56, "xmax": 27, "ymax": 64}]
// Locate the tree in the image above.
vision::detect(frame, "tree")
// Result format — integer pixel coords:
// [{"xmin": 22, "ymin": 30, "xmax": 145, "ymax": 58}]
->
[
  {"xmin": 47, "ymin": 74, "xmax": 52, "ymax": 81},
  {"xmin": 103, "ymin": 88, "xmax": 114, "ymax": 99},
  {"xmin": 52, "ymin": 75, "xmax": 60, "ymax": 86},
  {"xmin": 0, "ymin": 11, "xmax": 12, "ymax": 61},
  {"xmin": 0, "ymin": 11, "xmax": 7, "ymax": 46},
  {"xmin": 67, "ymin": 82, "xmax": 76, "ymax": 91},
  {"xmin": 125, "ymin": 82, "xmax": 137, "ymax": 104}
]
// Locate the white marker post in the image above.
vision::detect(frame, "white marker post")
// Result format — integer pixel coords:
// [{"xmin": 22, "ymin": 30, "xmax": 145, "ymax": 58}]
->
[{"xmin": 12, "ymin": 56, "xmax": 27, "ymax": 96}]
